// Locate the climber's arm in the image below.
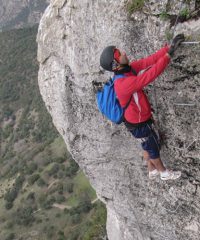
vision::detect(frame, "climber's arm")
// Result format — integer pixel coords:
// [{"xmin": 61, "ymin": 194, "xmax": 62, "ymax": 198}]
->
[
  {"xmin": 120, "ymin": 53, "xmax": 170, "ymax": 94},
  {"xmin": 130, "ymin": 45, "xmax": 170, "ymax": 74}
]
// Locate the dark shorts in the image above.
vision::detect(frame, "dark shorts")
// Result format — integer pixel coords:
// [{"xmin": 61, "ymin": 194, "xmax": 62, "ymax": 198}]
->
[{"xmin": 130, "ymin": 122, "xmax": 160, "ymax": 159}]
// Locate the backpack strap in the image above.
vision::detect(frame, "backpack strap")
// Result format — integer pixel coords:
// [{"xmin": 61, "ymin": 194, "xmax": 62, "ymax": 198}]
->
[
  {"xmin": 113, "ymin": 74, "xmax": 124, "ymax": 81},
  {"xmin": 113, "ymin": 74, "xmax": 132, "ymax": 113},
  {"xmin": 123, "ymin": 95, "xmax": 132, "ymax": 110},
  {"xmin": 131, "ymin": 68, "xmax": 137, "ymax": 76}
]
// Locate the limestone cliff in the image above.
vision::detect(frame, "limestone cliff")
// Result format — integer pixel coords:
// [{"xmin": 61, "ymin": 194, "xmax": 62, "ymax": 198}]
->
[{"xmin": 37, "ymin": 1, "xmax": 200, "ymax": 239}]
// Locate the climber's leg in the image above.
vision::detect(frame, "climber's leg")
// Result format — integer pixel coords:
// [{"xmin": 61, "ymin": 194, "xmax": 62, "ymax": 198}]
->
[
  {"xmin": 143, "ymin": 150, "xmax": 156, "ymax": 172},
  {"xmin": 149, "ymin": 157, "xmax": 166, "ymax": 172}
]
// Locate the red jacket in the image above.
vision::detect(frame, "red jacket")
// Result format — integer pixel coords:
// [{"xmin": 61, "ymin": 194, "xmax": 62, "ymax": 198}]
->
[{"xmin": 114, "ymin": 45, "xmax": 170, "ymax": 124}]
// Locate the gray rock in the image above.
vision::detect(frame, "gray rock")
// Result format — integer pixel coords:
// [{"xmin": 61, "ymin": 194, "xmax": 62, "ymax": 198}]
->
[{"xmin": 37, "ymin": 0, "xmax": 200, "ymax": 239}]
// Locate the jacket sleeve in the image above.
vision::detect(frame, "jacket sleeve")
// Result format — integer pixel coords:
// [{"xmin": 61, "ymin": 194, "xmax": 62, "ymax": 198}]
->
[
  {"xmin": 119, "ymin": 54, "xmax": 170, "ymax": 95},
  {"xmin": 130, "ymin": 45, "xmax": 169, "ymax": 74}
]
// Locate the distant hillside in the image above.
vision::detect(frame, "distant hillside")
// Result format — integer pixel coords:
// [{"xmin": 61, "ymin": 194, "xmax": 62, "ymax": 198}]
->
[
  {"xmin": 0, "ymin": 26, "xmax": 106, "ymax": 240},
  {"xmin": 0, "ymin": 0, "xmax": 49, "ymax": 31}
]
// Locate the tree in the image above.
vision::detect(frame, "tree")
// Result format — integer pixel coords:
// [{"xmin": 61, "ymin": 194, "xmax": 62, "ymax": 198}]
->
[
  {"xmin": 26, "ymin": 162, "xmax": 38, "ymax": 175},
  {"xmin": 37, "ymin": 177, "xmax": 46, "ymax": 187},
  {"xmin": 28, "ymin": 173, "xmax": 40, "ymax": 185},
  {"xmin": 44, "ymin": 196, "xmax": 56, "ymax": 209},
  {"xmin": 15, "ymin": 206, "xmax": 35, "ymax": 226},
  {"xmin": 38, "ymin": 192, "xmax": 46, "ymax": 207},
  {"xmin": 15, "ymin": 174, "xmax": 25, "ymax": 190},
  {"xmin": 55, "ymin": 194, "xmax": 66, "ymax": 204},
  {"xmin": 26, "ymin": 192, "xmax": 35, "ymax": 201},
  {"xmin": 5, "ymin": 233, "xmax": 15, "ymax": 240},
  {"xmin": 48, "ymin": 163, "xmax": 59, "ymax": 176},
  {"xmin": 65, "ymin": 182, "xmax": 74, "ymax": 193},
  {"xmin": 65, "ymin": 160, "xmax": 79, "ymax": 177},
  {"xmin": 79, "ymin": 193, "xmax": 92, "ymax": 213},
  {"xmin": 70, "ymin": 213, "xmax": 81, "ymax": 224},
  {"xmin": 5, "ymin": 201, "xmax": 13, "ymax": 210},
  {"xmin": 5, "ymin": 221, "xmax": 14, "ymax": 229},
  {"xmin": 4, "ymin": 187, "xmax": 18, "ymax": 203}
]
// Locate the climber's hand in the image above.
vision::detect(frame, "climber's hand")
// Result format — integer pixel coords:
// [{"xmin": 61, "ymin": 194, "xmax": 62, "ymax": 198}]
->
[{"xmin": 168, "ymin": 34, "xmax": 185, "ymax": 56}]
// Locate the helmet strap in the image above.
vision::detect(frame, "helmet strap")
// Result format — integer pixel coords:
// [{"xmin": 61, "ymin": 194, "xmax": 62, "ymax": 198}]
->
[{"xmin": 114, "ymin": 64, "xmax": 131, "ymax": 74}]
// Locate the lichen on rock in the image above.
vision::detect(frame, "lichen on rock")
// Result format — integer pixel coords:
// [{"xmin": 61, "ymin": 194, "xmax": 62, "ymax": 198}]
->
[{"xmin": 37, "ymin": 0, "xmax": 200, "ymax": 239}]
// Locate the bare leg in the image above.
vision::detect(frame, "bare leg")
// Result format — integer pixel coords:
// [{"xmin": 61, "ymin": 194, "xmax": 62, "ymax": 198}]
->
[
  {"xmin": 143, "ymin": 151, "xmax": 156, "ymax": 172},
  {"xmin": 150, "ymin": 158, "xmax": 166, "ymax": 172}
]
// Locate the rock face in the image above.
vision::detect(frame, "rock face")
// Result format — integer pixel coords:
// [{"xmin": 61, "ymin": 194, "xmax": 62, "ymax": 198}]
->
[
  {"xmin": 37, "ymin": 0, "xmax": 200, "ymax": 239},
  {"xmin": 0, "ymin": 0, "xmax": 49, "ymax": 31}
]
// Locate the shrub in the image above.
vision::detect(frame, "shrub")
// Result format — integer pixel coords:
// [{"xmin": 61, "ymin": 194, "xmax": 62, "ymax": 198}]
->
[
  {"xmin": 57, "ymin": 170, "xmax": 65, "ymax": 179},
  {"xmin": 126, "ymin": 0, "xmax": 145, "ymax": 14},
  {"xmin": 67, "ymin": 229, "xmax": 80, "ymax": 240},
  {"xmin": 79, "ymin": 198, "xmax": 92, "ymax": 213},
  {"xmin": 55, "ymin": 194, "xmax": 66, "ymax": 204},
  {"xmin": 48, "ymin": 163, "xmax": 60, "ymax": 176},
  {"xmin": 58, "ymin": 230, "xmax": 64, "ymax": 236},
  {"xmin": 28, "ymin": 173, "xmax": 40, "ymax": 185},
  {"xmin": 2, "ymin": 125, "xmax": 13, "ymax": 139},
  {"xmin": 55, "ymin": 157, "xmax": 66, "ymax": 163},
  {"xmin": 15, "ymin": 175, "xmax": 25, "ymax": 190},
  {"xmin": 180, "ymin": 8, "xmax": 190, "ymax": 18},
  {"xmin": 65, "ymin": 182, "xmax": 74, "ymax": 193},
  {"xmin": 8, "ymin": 164, "xmax": 18, "ymax": 177},
  {"xmin": 5, "ymin": 233, "xmax": 15, "ymax": 240},
  {"xmin": 159, "ymin": 11, "xmax": 170, "ymax": 20},
  {"xmin": 64, "ymin": 208, "xmax": 70, "ymax": 214},
  {"xmin": 37, "ymin": 177, "xmax": 46, "ymax": 187},
  {"xmin": 81, "ymin": 202, "xmax": 107, "ymax": 240},
  {"xmin": 70, "ymin": 213, "xmax": 81, "ymax": 225},
  {"xmin": 14, "ymin": 206, "xmax": 35, "ymax": 226},
  {"xmin": 5, "ymin": 201, "xmax": 13, "ymax": 210},
  {"xmin": 5, "ymin": 221, "xmax": 14, "ymax": 229},
  {"xmin": 65, "ymin": 160, "xmax": 79, "ymax": 177},
  {"xmin": 3, "ymin": 107, "xmax": 13, "ymax": 118},
  {"xmin": 46, "ymin": 225, "xmax": 55, "ymax": 239},
  {"xmin": 41, "ymin": 157, "xmax": 51, "ymax": 166},
  {"xmin": 26, "ymin": 162, "xmax": 38, "ymax": 175},
  {"xmin": 42, "ymin": 196, "xmax": 56, "ymax": 209},
  {"xmin": 36, "ymin": 218, "xmax": 42, "ymax": 224},
  {"xmin": 38, "ymin": 192, "xmax": 46, "ymax": 206},
  {"xmin": 48, "ymin": 182, "xmax": 63, "ymax": 195},
  {"xmin": 26, "ymin": 192, "xmax": 35, "ymax": 201},
  {"xmin": 4, "ymin": 188, "xmax": 18, "ymax": 203}
]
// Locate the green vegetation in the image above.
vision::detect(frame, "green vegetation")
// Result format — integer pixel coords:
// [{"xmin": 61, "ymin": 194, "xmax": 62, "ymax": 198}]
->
[
  {"xmin": 159, "ymin": 11, "xmax": 170, "ymax": 21},
  {"xmin": 0, "ymin": 26, "xmax": 106, "ymax": 239},
  {"xmin": 165, "ymin": 30, "xmax": 173, "ymax": 42},
  {"xmin": 180, "ymin": 8, "xmax": 190, "ymax": 18},
  {"xmin": 126, "ymin": 0, "xmax": 146, "ymax": 14}
]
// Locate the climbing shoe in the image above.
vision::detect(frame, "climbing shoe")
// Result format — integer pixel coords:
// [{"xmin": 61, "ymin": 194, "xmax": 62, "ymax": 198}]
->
[
  {"xmin": 149, "ymin": 169, "xmax": 159, "ymax": 179},
  {"xmin": 160, "ymin": 170, "xmax": 181, "ymax": 181}
]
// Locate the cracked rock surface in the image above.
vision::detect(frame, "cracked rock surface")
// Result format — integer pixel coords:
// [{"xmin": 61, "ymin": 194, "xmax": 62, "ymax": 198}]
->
[{"xmin": 37, "ymin": 0, "xmax": 200, "ymax": 239}]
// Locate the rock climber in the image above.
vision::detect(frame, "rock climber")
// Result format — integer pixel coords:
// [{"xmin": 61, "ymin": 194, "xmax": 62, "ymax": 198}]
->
[{"xmin": 99, "ymin": 34, "xmax": 185, "ymax": 180}]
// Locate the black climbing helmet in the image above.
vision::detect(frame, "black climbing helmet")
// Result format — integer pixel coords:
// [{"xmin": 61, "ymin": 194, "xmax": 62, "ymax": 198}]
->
[{"xmin": 100, "ymin": 45, "xmax": 116, "ymax": 71}]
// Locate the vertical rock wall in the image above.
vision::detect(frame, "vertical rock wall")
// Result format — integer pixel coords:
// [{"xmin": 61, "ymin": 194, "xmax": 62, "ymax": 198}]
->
[{"xmin": 37, "ymin": 0, "xmax": 200, "ymax": 239}]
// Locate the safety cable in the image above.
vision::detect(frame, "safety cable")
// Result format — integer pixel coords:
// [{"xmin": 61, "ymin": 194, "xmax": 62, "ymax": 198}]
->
[
  {"xmin": 152, "ymin": 1, "xmax": 185, "ymax": 138},
  {"xmin": 171, "ymin": 1, "xmax": 185, "ymax": 42}
]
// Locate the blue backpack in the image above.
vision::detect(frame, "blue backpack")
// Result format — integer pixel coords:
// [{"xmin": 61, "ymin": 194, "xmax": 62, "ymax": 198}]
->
[{"xmin": 96, "ymin": 74, "xmax": 131, "ymax": 124}]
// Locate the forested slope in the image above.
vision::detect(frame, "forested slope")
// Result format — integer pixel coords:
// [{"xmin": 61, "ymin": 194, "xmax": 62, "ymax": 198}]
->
[{"xmin": 0, "ymin": 26, "xmax": 106, "ymax": 240}]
